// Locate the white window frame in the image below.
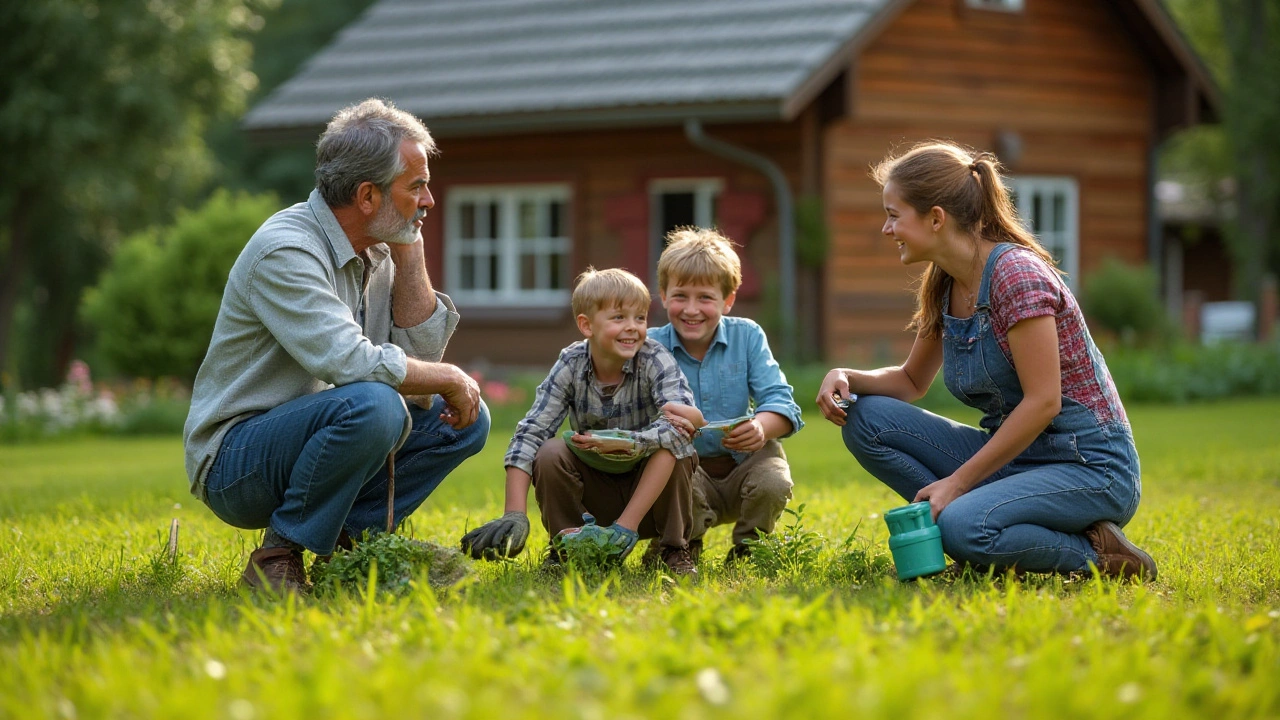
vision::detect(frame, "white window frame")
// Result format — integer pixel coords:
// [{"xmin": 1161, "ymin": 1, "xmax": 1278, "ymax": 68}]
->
[
  {"xmin": 648, "ymin": 178, "xmax": 723, "ymax": 292},
  {"xmin": 965, "ymin": 0, "xmax": 1024, "ymax": 11},
  {"xmin": 444, "ymin": 184, "xmax": 572, "ymax": 307},
  {"xmin": 1007, "ymin": 176, "xmax": 1080, "ymax": 290}
]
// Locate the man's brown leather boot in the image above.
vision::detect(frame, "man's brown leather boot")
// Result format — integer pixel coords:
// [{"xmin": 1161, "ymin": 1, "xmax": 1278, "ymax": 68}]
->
[
  {"xmin": 1085, "ymin": 521, "xmax": 1158, "ymax": 581},
  {"xmin": 241, "ymin": 546, "xmax": 310, "ymax": 594}
]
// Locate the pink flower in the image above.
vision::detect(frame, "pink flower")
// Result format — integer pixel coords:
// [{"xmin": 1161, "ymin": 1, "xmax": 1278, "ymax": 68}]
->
[{"xmin": 66, "ymin": 360, "xmax": 92, "ymax": 394}]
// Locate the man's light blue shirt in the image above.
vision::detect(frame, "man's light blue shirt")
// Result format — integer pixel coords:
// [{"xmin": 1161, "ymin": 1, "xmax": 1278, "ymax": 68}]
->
[{"xmin": 649, "ymin": 316, "xmax": 803, "ymax": 463}]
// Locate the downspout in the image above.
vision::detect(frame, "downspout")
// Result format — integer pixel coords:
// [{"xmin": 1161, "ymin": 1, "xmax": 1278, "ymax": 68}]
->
[{"xmin": 684, "ymin": 118, "xmax": 796, "ymax": 358}]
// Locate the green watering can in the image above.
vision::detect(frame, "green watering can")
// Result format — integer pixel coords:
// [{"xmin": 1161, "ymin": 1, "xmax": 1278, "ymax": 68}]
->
[{"xmin": 883, "ymin": 502, "xmax": 947, "ymax": 580}]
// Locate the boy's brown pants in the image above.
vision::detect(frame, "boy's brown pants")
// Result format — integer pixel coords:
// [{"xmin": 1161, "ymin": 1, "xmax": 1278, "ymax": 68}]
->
[
  {"xmin": 532, "ymin": 438, "xmax": 696, "ymax": 550},
  {"xmin": 690, "ymin": 439, "xmax": 794, "ymax": 547}
]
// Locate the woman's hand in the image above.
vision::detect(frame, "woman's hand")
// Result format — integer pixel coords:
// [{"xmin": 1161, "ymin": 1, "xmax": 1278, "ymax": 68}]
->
[
  {"xmin": 816, "ymin": 368, "xmax": 854, "ymax": 426},
  {"xmin": 914, "ymin": 476, "xmax": 966, "ymax": 521}
]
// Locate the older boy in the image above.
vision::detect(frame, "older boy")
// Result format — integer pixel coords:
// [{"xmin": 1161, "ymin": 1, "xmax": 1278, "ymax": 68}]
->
[
  {"xmin": 649, "ymin": 228, "xmax": 804, "ymax": 564},
  {"xmin": 461, "ymin": 268, "xmax": 701, "ymax": 575}
]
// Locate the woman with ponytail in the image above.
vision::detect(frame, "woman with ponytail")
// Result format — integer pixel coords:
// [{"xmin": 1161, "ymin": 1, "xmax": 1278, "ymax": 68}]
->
[{"xmin": 818, "ymin": 141, "xmax": 1155, "ymax": 580}]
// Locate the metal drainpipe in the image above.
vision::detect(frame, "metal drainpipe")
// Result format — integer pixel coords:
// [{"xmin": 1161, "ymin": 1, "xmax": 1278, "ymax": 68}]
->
[{"xmin": 684, "ymin": 118, "xmax": 796, "ymax": 358}]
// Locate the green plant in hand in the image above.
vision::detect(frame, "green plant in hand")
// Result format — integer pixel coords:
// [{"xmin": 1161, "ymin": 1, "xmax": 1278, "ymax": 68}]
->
[
  {"xmin": 554, "ymin": 513, "xmax": 638, "ymax": 571},
  {"xmin": 744, "ymin": 504, "xmax": 823, "ymax": 578},
  {"xmin": 311, "ymin": 532, "xmax": 472, "ymax": 594}
]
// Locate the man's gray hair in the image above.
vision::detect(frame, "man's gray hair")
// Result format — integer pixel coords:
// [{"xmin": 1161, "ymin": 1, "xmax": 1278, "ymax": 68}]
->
[{"xmin": 315, "ymin": 98, "xmax": 437, "ymax": 207}]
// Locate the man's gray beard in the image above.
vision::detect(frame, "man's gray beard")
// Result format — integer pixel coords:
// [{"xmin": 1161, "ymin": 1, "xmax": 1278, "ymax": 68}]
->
[{"xmin": 369, "ymin": 202, "xmax": 424, "ymax": 246}]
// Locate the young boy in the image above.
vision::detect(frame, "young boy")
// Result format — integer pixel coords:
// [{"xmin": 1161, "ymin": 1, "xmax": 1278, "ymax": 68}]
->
[
  {"xmin": 648, "ymin": 228, "xmax": 804, "ymax": 564},
  {"xmin": 460, "ymin": 267, "xmax": 702, "ymax": 575}
]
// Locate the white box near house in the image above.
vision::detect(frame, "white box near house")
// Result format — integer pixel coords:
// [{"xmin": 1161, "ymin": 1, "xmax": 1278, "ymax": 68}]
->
[{"xmin": 1201, "ymin": 302, "xmax": 1255, "ymax": 343}]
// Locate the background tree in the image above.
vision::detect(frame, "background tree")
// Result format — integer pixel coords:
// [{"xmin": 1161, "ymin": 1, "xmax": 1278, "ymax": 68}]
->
[
  {"xmin": 0, "ymin": 0, "xmax": 268, "ymax": 389},
  {"xmin": 1162, "ymin": 0, "xmax": 1280, "ymax": 301},
  {"xmin": 208, "ymin": 0, "xmax": 377, "ymax": 201}
]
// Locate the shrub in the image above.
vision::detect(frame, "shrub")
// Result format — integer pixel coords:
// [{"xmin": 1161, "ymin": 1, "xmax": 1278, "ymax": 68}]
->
[
  {"xmin": 81, "ymin": 190, "xmax": 279, "ymax": 382},
  {"xmin": 1106, "ymin": 340, "xmax": 1280, "ymax": 403},
  {"xmin": 1082, "ymin": 257, "xmax": 1172, "ymax": 345}
]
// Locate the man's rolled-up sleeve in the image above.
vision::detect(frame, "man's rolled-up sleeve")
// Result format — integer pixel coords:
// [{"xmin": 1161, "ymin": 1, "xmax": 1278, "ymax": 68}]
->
[
  {"xmin": 391, "ymin": 291, "xmax": 460, "ymax": 362},
  {"xmin": 249, "ymin": 246, "xmax": 407, "ymax": 388}
]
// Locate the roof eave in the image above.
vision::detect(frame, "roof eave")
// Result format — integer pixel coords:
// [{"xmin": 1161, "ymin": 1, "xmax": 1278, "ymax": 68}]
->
[{"xmin": 244, "ymin": 100, "xmax": 786, "ymax": 143}]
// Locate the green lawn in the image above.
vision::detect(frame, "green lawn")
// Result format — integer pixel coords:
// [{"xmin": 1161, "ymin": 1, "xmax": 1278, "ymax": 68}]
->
[{"xmin": 1, "ymin": 400, "xmax": 1278, "ymax": 719}]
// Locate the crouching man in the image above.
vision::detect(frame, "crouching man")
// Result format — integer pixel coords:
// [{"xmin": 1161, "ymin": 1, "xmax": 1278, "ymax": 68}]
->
[{"xmin": 184, "ymin": 98, "xmax": 489, "ymax": 593}]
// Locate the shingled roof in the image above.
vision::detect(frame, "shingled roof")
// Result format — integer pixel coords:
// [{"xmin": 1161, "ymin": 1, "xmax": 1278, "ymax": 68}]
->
[
  {"xmin": 243, "ymin": 0, "xmax": 1217, "ymax": 139},
  {"xmin": 242, "ymin": 0, "xmax": 900, "ymax": 138}
]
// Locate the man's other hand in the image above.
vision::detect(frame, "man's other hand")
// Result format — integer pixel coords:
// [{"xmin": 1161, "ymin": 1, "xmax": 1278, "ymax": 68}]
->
[{"xmin": 439, "ymin": 365, "xmax": 481, "ymax": 429}]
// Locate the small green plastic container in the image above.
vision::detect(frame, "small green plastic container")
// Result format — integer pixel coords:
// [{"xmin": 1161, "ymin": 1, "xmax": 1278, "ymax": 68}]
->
[{"xmin": 884, "ymin": 502, "xmax": 947, "ymax": 581}]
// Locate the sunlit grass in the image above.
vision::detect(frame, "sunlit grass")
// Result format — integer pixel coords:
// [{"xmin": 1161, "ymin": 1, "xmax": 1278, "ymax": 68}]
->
[{"xmin": 1, "ymin": 400, "xmax": 1277, "ymax": 718}]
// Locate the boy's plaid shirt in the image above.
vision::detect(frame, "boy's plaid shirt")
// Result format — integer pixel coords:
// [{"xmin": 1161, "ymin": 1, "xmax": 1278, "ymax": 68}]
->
[{"xmin": 503, "ymin": 338, "xmax": 696, "ymax": 475}]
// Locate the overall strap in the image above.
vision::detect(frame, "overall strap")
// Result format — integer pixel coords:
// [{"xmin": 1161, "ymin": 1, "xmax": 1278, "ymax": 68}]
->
[{"xmin": 976, "ymin": 243, "xmax": 1018, "ymax": 309}]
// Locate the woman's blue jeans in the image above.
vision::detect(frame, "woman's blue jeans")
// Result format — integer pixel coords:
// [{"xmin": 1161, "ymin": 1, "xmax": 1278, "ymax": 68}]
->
[
  {"xmin": 843, "ymin": 395, "xmax": 1140, "ymax": 573},
  {"xmin": 204, "ymin": 382, "xmax": 489, "ymax": 555}
]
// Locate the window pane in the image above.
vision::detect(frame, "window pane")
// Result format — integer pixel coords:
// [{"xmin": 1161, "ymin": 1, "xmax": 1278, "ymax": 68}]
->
[
  {"xmin": 488, "ymin": 203, "xmax": 500, "ymax": 240},
  {"xmin": 519, "ymin": 200, "xmax": 538, "ymax": 239},
  {"xmin": 520, "ymin": 253, "xmax": 537, "ymax": 290},
  {"xmin": 549, "ymin": 201, "xmax": 564, "ymax": 237},
  {"xmin": 550, "ymin": 252, "xmax": 565, "ymax": 290},
  {"xmin": 660, "ymin": 192, "xmax": 696, "ymax": 245},
  {"xmin": 488, "ymin": 254, "xmax": 499, "ymax": 290},
  {"xmin": 460, "ymin": 255, "xmax": 475, "ymax": 290},
  {"xmin": 1053, "ymin": 193, "xmax": 1066, "ymax": 232},
  {"xmin": 1031, "ymin": 194, "xmax": 1043, "ymax": 232},
  {"xmin": 460, "ymin": 203, "xmax": 475, "ymax": 239}
]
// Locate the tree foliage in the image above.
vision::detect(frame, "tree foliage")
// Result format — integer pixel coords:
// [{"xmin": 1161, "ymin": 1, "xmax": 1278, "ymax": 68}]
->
[
  {"xmin": 81, "ymin": 190, "xmax": 278, "ymax": 381},
  {"xmin": 1161, "ymin": 0, "xmax": 1280, "ymax": 299},
  {"xmin": 0, "ymin": 0, "xmax": 271, "ymax": 388}
]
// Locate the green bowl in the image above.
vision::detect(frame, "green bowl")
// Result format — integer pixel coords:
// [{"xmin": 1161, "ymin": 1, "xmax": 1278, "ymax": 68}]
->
[{"xmin": 561, "ymin": 429, "xmax": 650, "ymax": 474}]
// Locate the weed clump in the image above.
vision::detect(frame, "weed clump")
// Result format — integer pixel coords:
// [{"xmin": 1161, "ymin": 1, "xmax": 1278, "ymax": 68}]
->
[
  {"xmin": 311, "ymin": 533, "xmax": 471, "ymax": 595},
  {"xmin": 743, "ymin": 504, "xmax": 823, "ymax": 578}
]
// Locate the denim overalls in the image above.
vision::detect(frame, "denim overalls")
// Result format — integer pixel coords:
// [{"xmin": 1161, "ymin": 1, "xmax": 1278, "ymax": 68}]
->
[{"xmin": 844, "ymin": 243, "xmax": 1141, "ymax": 572}]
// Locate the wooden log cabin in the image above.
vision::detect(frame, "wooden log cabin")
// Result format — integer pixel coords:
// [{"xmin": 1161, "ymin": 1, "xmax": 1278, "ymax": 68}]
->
[{"xmin": 244, "ymin": 0, "xmax": 1217, "ymax": 366}]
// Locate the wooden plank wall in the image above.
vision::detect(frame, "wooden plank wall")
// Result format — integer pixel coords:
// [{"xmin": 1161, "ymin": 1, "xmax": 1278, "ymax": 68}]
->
[
  {"xmin": 824, "ymin": 0, "xmax": 1155, "ymax": 362},
  {"xmin": 425, "ymin": 123, "xmax": 801, "ymax": 367}
]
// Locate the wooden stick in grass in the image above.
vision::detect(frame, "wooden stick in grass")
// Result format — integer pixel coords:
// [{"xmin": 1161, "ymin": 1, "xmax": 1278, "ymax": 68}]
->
[
  {"xmin": 386, "ymin": 452, "xmax": 396, "ymax": 534},
  {"xmin": 167, "ymin": 518, "xmax": 179, "ymax": 561}
]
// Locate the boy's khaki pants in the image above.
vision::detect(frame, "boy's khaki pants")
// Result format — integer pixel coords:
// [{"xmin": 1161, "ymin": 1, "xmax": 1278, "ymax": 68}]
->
[
  {"xmin": 691, "ymin": 439, "xmax": 794, "ymax": 547},
  {"xmin": 532, "ymin": 438, "xmax": 695, "ymax": 550}
]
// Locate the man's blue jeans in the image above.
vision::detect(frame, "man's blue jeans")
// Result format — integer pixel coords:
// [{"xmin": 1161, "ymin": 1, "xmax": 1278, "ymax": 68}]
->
[{"xmin": 204, "ymin": 382, "xmax": 489, "ymax": 554}]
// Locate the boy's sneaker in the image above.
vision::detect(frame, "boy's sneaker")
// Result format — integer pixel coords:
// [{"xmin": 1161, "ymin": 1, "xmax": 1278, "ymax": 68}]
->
[
  {"xmin": 241, "ymin": 546, "xmax": 309, "ymax": 594},
  {"xmin": 659, "ymin": 545, "xmax": 698, "ymax": 577},
  {"xmin": 1085, "ymin": 521, "xmax": 1158, "ymax": 581},
  {"xmin": 642, "ymin": 538, "xmax": 702, "ymax": 569},
  {"xmin": 540, "ymin": 546, "xmax": 565, "ymax": 573},
  {"xmin": 723, "ymin": 543, "xmax": 752, "ymax": 566}
]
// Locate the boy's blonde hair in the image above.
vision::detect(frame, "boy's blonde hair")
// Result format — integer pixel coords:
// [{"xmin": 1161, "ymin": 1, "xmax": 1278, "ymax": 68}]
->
[
  {"xmin": 657, "ymin": 227, "xmax": 742, "ymax": 298},
  {"xmin": 571, "ymin": 267, "xmax": 651, "ymax": 317}
]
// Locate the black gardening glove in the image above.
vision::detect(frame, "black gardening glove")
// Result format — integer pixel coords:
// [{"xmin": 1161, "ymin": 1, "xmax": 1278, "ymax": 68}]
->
[{"xmin": 460, "ymin": 511, "xmax": 531, "ymax": 560}]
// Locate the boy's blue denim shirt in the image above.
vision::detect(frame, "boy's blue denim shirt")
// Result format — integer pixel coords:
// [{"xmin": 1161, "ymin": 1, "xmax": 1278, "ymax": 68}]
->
[{"xmin": 650, "ymin": 316, "xmax": 803, "ymax": 463}]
